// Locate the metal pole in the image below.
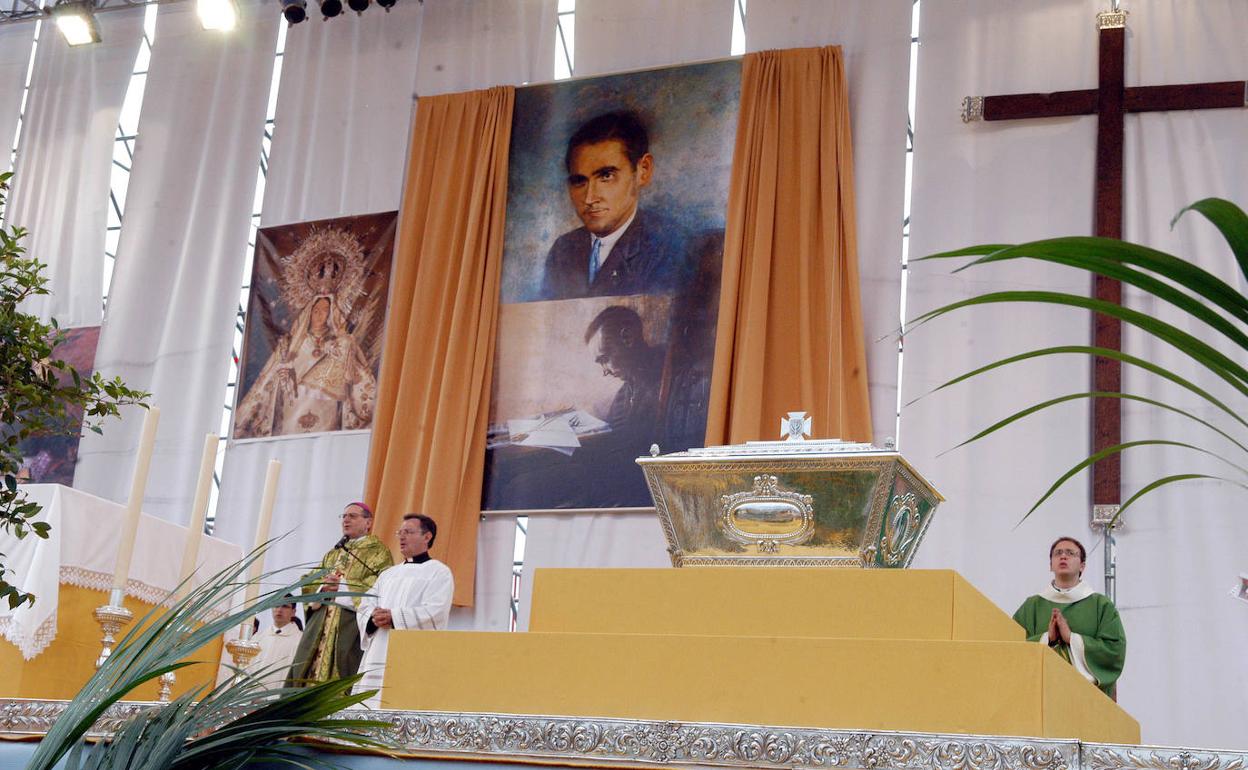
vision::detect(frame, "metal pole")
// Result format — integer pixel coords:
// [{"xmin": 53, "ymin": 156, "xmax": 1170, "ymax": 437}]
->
[{"xmin": 1103, "ymin": 526, "xmax": 1117, "ymax": 603}]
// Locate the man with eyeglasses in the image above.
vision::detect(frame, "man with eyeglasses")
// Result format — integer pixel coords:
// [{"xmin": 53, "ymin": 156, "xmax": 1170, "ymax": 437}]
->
[
  {"xmin": 353, "ymin": 513, "xmax": 453, "ymax": 708},
  {"xmin": 1012, "ymin": 536, "xmax": 1126, "ymax": 699},
  {"xmin": 286, "ymin": 501, "xmax": 394, "ymax": 687}
]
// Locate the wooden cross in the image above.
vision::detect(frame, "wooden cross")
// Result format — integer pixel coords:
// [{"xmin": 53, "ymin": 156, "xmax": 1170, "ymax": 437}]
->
[{"xmin": 960, "ymin": 7, "xmax": 1247, "ymax": 526}]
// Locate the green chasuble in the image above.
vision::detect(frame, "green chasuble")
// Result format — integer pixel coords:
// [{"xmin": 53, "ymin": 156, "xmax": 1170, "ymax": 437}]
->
[
  {"xmin": 286, "ymin": 534, "xmax": 394, "ymax": 686},
  {"xmin": 1012, "ymin": 581, "xmax": 1126, "ymax": 699}
]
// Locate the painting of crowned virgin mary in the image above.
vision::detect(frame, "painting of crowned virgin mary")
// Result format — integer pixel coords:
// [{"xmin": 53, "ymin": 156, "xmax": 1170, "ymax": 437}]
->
[{"xmin": 232, "ymin": 212, "xmax": 397, "ymax": 441}]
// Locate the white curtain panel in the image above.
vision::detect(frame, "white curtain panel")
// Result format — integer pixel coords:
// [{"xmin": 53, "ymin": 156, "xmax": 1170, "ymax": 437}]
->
[
  {"xmin": 74, "ymin": 0, "xmax": 278, "ymax": 524},
  {"xmin": 746, "ymin": 0, "xmax": 913, "ymax": 446},
  {"xmin": 906, "ymin": 0, "xmax": 1248, "ymax": 750},
  {"xmin": 448, "ymin": 515, "xmax": 518, "ymax": 631},
  {"xmin": 573, "ymin": 0, "xmax": 733, "ymax": 78},
  {"xmin": 212, "ymin": 0, "xmax": 425, "ymax": 595},
  {"xmin": 0, "ymin": 23, "xmax": 35, "ymax": 176},
  {"xmin": 1114, "ymin": 0, "xmax": 1248, "ymax": 749},
  {"xmin": 516, "ymin": 511, "xmax": 670, "ymax": 631},
  {"xmin": 415, "ymin": 0, "xmax": 556, "ymax": 96},
  {"xmin": 904, "ymin": 0, "xmax": 1098, "ymax": 590},
  {"xmin": 6, "ymin": 11, "xmax": 144, "ymax": 328}
]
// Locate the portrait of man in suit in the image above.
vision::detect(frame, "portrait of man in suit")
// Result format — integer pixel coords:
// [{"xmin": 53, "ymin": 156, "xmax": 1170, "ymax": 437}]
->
[
  {"xmin": 541, "ymin": 111, "xmax": 696, "ymax": 301},
  {"xmin": 483, "ymin": 60, "xmax": 740, "ymax": 511}
]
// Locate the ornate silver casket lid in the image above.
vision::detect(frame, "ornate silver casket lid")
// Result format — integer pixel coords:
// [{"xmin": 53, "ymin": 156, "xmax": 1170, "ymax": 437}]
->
[{"xmin": 636, "ymin": 413, "xmax": 943, "ymax": 568}]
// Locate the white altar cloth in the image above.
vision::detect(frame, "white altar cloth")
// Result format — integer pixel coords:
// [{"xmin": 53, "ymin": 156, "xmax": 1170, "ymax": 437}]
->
[{"xmin": 0, "ymin": 484, "xmax": 242, "ymax": 660}]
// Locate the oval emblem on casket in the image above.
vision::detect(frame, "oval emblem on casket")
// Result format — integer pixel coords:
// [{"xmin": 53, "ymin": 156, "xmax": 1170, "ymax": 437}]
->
[{"xmin": 719, "ymin": 475, "xmax": 815, "ymax": 552}]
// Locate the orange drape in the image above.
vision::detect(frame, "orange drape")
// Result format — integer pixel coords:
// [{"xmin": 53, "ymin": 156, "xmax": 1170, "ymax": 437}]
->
[
  {"xmin": 364, "ymin": 87, "xmax": 514, "ymax": 606},
  {"xmin": 705, "ymin": 46, "xmax": 872, "ymax": 445}
]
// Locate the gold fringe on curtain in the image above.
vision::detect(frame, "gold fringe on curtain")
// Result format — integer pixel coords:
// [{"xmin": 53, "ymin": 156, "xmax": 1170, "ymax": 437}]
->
[
  {"xmin": 705, "ymin": 46, "xmax": 872, "ymax": 446},
  {"xmin": 364, "ymin": 86, "xmax": 514, "ymax": 606}
]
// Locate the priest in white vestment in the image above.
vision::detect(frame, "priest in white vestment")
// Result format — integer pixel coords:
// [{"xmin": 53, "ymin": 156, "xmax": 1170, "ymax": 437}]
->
[
  {"xmin": 354, "ymin": 513, "xmax": 454, "ymax": 707},
  {"xmin": 250, "ymin": 599, "xmax": 303, "ymax": 689}
]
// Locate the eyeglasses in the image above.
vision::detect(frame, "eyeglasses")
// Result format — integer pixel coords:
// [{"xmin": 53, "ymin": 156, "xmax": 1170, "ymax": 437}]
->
[
  {"xmin": 395, "ymin": 528, "xmax": 423, "ymax": 537},
  {"xmin": 339, "ymin": 512, "xmax": 365, "ymax": 520},
  {"xmin": 1052, "ymin": 548, "xmax": 1081, "ymax": 558}
]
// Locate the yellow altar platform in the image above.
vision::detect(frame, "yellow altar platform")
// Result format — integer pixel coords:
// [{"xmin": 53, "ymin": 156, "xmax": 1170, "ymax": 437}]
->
[{"xmin": 381, "ymin": 568, "xmax": 1139, "ymax": 744}]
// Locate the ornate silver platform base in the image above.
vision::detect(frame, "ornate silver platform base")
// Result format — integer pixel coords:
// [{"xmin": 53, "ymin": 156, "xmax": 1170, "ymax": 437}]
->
[
  {"xmin": 92, "ymin": 589, "xmax": 134, "ymax": 670},
  {"xmin": 1, "ymin": 701, "xmax": 1245, "ymax": 770}
]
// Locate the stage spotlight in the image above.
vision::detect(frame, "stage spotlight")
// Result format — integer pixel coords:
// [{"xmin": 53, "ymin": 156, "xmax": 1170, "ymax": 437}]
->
[
  {"xmin": 319, "ymin": 0, "xmax": 342, "ymax": 18},
  {"xmin": 347, "ymin": 0, "xmax": 369, "ymax": 14},
  {"xmin": 49, "ymin": 0, "xmax": 100, "ymax": 46},
  {"xmin": 280, "ymin": 0, "xmax": 306, "ymax": 24},
  {"xmin": 197, "ymin": 0, "xmax": 238, "ymax": 30},
  {"xmin": 376, "ymin": 0, "xmax": 396, "ymax": 11}
]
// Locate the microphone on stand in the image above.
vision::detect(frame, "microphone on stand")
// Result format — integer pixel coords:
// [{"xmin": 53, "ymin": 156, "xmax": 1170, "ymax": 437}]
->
[{"xmin": 335, "ymin": 535, "xmax": 382, "ymax": 577}]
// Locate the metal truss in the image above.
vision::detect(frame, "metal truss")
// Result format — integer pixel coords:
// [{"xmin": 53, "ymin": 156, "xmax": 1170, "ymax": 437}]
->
[{"xmin": 1, "ymin": 0, "xmax": 152, "ymax": 26}]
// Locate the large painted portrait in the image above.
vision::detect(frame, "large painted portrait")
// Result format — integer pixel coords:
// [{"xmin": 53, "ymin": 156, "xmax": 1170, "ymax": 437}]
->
[
  {"xmin": 15, "ymin": 326, "xmax": 100, "ymax": 485},
  {"xmin": 482, "ymin": 59, "xmax": 741, "ymax": 510},
  {"xmin": 232, "ymin": 212, "xmax": 396, "ymax": 441}
]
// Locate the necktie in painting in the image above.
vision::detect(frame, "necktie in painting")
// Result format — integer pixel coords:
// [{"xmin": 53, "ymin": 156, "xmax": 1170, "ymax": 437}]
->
[{"xmin": 588, "ymin": 237, "xmax": 602, "ymax": 284}]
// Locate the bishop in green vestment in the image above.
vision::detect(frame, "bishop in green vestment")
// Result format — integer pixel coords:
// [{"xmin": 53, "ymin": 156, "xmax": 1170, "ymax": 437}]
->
[
  {"xmin": 1013, "ymin": 536, "xmax": 1126, "ymax": 699},
  {"xmin": 286, "ymin": 502, "xmax": 394, "ymax": 686}
]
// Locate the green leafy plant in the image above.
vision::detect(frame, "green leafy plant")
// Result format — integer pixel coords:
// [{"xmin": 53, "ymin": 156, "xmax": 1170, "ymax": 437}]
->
[
  {"xmin": 0, "ymin": 170, "xmax": 149, "ymax": 609},
  {"xmin": 908, "ymin": 198, "xmax": 1248, "ymax": 525},
  {"xmin": 27, "ymin": 544, "xmax": 394, "ymax": 770}
]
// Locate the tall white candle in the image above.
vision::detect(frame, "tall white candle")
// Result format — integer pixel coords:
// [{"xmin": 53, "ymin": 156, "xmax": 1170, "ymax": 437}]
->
[
  {"xmin": 112, "ymin": 406, "xmax": 160, "ymax": 594},
  {"xmin": 177, "ymin": 433, "xmax": 219, "ymax": 596},
  {"xmin": 243, "ymin": 459, "xmax": 281, "ymax": 604}
]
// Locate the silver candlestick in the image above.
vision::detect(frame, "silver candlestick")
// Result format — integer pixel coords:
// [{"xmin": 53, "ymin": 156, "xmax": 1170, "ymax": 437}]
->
[
  {"xmin": 93, "ymin": 587, "xmax": 134, "ymax": 670},
  {"xmin": 225, "ymin": 621, "xmax": 262, "ymax": 674}
]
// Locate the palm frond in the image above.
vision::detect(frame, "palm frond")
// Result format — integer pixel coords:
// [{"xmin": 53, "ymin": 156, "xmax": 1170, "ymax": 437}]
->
[
  {"xmin": 913, "ymin": 198, "xmax": 1248, "ymax": 520},
  {"xmin": 28, "ymin": 542, "xmax": 394, "ymax": 770}
]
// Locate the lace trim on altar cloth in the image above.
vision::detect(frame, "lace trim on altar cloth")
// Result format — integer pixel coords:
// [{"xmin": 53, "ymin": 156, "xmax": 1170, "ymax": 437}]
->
[
  {"xmin": 60, "ymin": 567, "xmax": 229, "ymax": 622},
  {"xmin": 58, "ymin": 566, "xmax": 172, "ymax": 607},
  {"xmin": 0, "ymin": 614, "xmax": 57, "ymax": 661},
  {"xmin": 1, "ymin": 567, "xmax": 231, "ymax": 661}
]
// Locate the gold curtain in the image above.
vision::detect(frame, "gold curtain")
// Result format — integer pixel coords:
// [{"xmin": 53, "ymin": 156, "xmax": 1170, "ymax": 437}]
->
[
  {"xmin": 705, "ymin": 46, "xmax": 872, "ymax": 445},
  {"xmin": 364, "ymin": 86, "xmax": 514, "ymax": 606}
]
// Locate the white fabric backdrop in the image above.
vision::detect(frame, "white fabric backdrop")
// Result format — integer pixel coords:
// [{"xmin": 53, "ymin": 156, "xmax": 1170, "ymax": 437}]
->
[
  {"xmin": 574, "ymin": 0, "xmax": 733, "ymax": 78},
  {"xmin": 517, "ymin": 511, "xmax": 669, "ymax": 631},
  {"xmin": 74, "ymin": 0, "xmax": 278, "ymax": 524},
  {"xmin": 415, "ymin": 0, "xmax": 555, "ymax": 97},
  {"xmin": 6, "ymin": 12, "xmax": 144, "ymax": 328},
  {"xmin": 747, "ymin": 0, "xmax": 913, "ymax": 446},
  {"xmin": 1114, "ymin": 0, "xmax": 1248, "ymax": 748},
  {"xmin": 905, "ymin": 0, "xmax": 1248, "ymax": 750},
  {"xmin": 212, "ymin": 0, "xmax": 425, "ymax": 603},
  {"xmin": 448, "ymin": 515, "xmax": 518, "ymax": 631},
  {"xmin": 0, "ymin": 24, "xmax": 35, "ymax": 177}
]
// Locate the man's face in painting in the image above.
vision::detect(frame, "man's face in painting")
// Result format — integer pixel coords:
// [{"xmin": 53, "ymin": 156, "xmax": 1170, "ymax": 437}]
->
[{"xmin": 566, "ymin": 139, "xmax": 654, "ymax": 238}]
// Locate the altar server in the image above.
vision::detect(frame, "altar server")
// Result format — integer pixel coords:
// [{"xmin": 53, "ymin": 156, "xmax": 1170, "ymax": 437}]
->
[
  {"xmin": 1013, "ymin": 536, "xmax": 1126, "ymax": 699},
  {"xmin": 250, "ymin": 597, "xmax": 303, "ymax": 689},
  {"xmin": 354, "ymin": 513, "xmax": 454, "ymax": 708}
]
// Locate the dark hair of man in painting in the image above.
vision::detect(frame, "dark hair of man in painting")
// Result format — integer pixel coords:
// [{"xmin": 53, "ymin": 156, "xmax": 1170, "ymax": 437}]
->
[
  {"xmin": 403, "ymin": 512, "xmax": 438, "ymax": 548},
  {"xmin": 564, "ymin": 110, "xmax": 651, "ymax": 173},
  {"xmin": 584, "ymin": 305, "xmax": 656, "ymax": 379}
]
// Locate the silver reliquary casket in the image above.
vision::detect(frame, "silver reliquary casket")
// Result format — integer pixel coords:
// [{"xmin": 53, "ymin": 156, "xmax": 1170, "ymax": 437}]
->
[{"xmin": 636, "ymin": 419, "xmax": 943, "ymax": 568}]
